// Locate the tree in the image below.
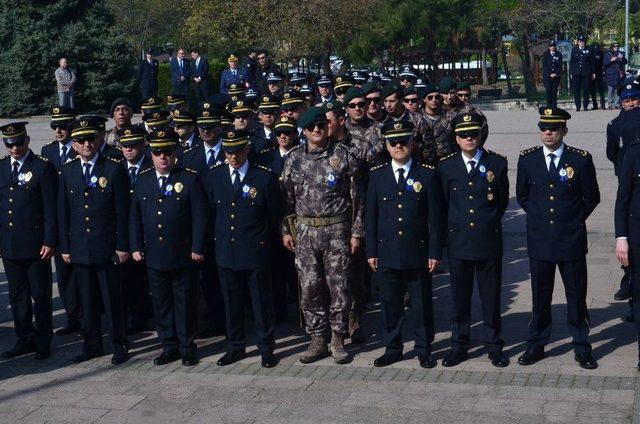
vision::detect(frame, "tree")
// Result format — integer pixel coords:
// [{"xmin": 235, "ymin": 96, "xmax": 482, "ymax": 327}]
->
[{"xmin": 0, "ymin": 0, "xmax": 136, "ymax": 116}]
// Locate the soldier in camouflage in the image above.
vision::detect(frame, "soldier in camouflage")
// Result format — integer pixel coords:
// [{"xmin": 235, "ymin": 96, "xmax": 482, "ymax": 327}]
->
[
  {"xmin": 104, "ymin": 98, "xmax": 134, "ymax": 147},
  {"xmin": 421, "ymin": 83, "xmax": 456, "ymax": 160},
  {"xmin": 281, "ymin": 107, "xmax": 365, "ymax": 364},
  {"xmin": 343, "ymin": 87, "xmax": 387, "ymax": 167},
  {"xmin": 440, "ymin": 78, "xmax": 488, "ymax": 146},
  {"xmin": 362, "ymin": 82, "xmax": 387, "ymax": 123}
]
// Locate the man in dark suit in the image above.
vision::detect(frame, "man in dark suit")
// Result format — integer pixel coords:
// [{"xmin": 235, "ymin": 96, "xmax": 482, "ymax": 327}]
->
[
  {"xmin": 40, "ymin": 107, "xmax": 82, "ymax": 336},
  {"xmin": 205, "ymin": 129, "xmax": 283, "ymax": 368},
  {"xmin": 590, "ymin": 43, "xmax": 606, "ymax": 110},
  {"xmin": 58, "ymin": 117, "xmax": 130, "ymax": 365},
  {"xmin": 170, "ymin": 48, "xmax": 191, "ymax": 96},
  {"xmin": 190, "ymin": 48, "xmax": 210, "ymax": 102},
  {"xmin": 542, "ymin": 41, "xmax": 563, "ymax": 109},
  {"xmin": 516, "ymin": 107, "xmax": 600, "ymax": 369},
  {"xmin": 254, "ymin": 50, "xmax": 281, "ymax": 94},
  {"xmin": 0, "ymin": 122, "xmax": 56, "ymax": 360},
  {"xmin": 138, "ymin": 50, "xmax": 159, "ymax": 99},
  {"xmin": 181, "ymin": 103, "xmax": 226, "ymax": 338},
  {"xmin": 220, "ymin": 54, "xmax": 247, "ymax": 95},
  {"xmin": 569, "ymin": 36, "xmax": 595, "ymax": 111},
  {"xmin": 119, "ymin": 127, "xmax": 154, "ymax": 333},
  {"xmin": 130, "ymin": 129, "xmax": 208, "ymax": 367},
  {"xmin": 435, "ymin": 113, "xmax": 510, "ymax": 368},
  {"xmin": 365, "ymin": 119, "xmax": 442, "ymax": 368}
]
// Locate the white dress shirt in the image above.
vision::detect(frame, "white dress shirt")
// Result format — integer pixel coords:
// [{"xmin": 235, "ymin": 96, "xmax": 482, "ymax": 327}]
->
[
  {"xmin": 391, "ymin": 158, "xmax": 412, "ymax": 183},
  {"xmin": 79, "ymin": 153, "xmax": 98, "ymax": 175},
  {"xmin": 228, "ymin": 160, "xmax": 249, "ymax": 184},
  {"xmin": 10, "ymin": 151, "xmax": 30, "ymax": 173},
  {"xmin": 462, "ymin": 149, "xmax": 483, "ymax": 173},
  {"xmin": 205, "ymin": 141, "xmax": 222, "ymax": 163},
  {"xmin": 543, "ymin": 143, "xmax": 564, "ymax": 171}
]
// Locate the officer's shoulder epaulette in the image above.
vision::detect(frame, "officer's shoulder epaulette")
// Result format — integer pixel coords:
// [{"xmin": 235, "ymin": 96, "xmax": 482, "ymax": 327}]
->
[
  {"xmin": 44, "ymin": 140, "xmax": 58, "ymax": 147},
  {"xmin": 35, "ymin": 154, "xmax": 49, "ymax": 162},
  {"xmin": 184, "ymin": 167, "xmax": 197, "ymax": 174},
  {"xmin": 139, "ymin": 167, "xmax": 153, "ymax": 175},
  {"xmin": 421, "ymin": 163, "xmax": 436, "ymax": 170},
  {"xmin": 183, "ymin": 146, "xmax": 196, "ymax": 154},
  {"xmin": 439, "ymin": 152, "xmax": 457, "ymax": 162},
  {"xmin": 485, "ymin": 149, "xmax": 506, "ymax": 159},
  {"xmin": 565, "ymin": 145, "xmax": 590, "ymax": 157},
  {"xmin": 369, "ymin": 162, "xmax": 389, "ymax": 172},
  {"xmin": 209, "ymin": 161, "xmax": 228, "ymax": 170},
  {"xmin": 519, "ymin": 146, "xmax": 542, "ymax": 156},
  {"xmin": 287, "ymin": 144, "xmax": 304, "ymax": 154},
  {"xmin": 609, "ymin": 115, "xmax": 621, "ymax": 125},
  {"xmin": 107, "ymin": 156, "xmax": 124, "ymax": 163},
  {"xmin": 259, "ymin": 146, "xmax": 276, "ymax": 154},
  {"xmin": 0, "ymin": 155, "xmax": 8, "ymax": 161},
  {"xmin": 62, "ymin": 157, "xmax": 80, "ymax": 166},
  {"xmin": 255, "ymin": 164, "xmax": 271, "ymax": 172}
]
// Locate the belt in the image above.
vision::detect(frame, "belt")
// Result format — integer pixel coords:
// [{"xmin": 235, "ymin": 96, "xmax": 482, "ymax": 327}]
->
[{"xmin": 297, "ymin": 213, "xmax": 349, "ymax": 227}]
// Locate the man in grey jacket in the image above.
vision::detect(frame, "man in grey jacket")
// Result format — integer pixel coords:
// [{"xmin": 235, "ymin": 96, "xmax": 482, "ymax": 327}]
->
[{"xmin": 55, "ymin": 58, "xmax": 76, "ymax": 108}]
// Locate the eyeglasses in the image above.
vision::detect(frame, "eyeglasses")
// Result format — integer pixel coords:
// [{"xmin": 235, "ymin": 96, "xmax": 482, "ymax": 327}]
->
[
  {"xmin": 457, "ymin": 131, "xmax": 479, "ymax": 139},
  {"xmin": 403, "ymin": 98, "xmax": 419, "ymax": 104},
  {"xmin": 347, "ymin": 101, "xmax": 366, "ymax": 109},
  {"xmin": 387, "ymin": 139, "xmax": 409, "ymax": 147},
  {"xmin": 304, "ymin": 122, "xmax": 326, "ymax": 131},
  {"xmin": 366, "ymin": 97, "xmax": 381, "ymax": 104},
  {"xmin": 426, "ymin": 94, "xmax": 442, "ymax": 101}
]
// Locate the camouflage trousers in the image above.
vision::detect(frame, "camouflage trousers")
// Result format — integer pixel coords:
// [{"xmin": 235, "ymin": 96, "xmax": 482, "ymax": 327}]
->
[{"xmin": 295, "ymin": 220, "xmax": 352, "ymax": 336}]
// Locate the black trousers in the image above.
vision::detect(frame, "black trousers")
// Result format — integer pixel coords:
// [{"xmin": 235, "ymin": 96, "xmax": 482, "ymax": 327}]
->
[
  {"xmin": 74, "ymin": 262, "xmax": 127, "ymax": 353},
  {"xmin": 527, "ymin": 257, "xmax": 591, "ymax": 354},
  {"xmin": 54, "ymin": 253, "xmax": 81, "ymax": 326},
  {"xmin": 628, "ymin": 244, "xmax": 640, "ymax": 353},
  {"xmin": 141, "ymin": 85, "xmax": 158, "ymax": 99},
  {"xmin": 572, "ymin": 75, "xmax": 591, "ymax": 111},
  {"xmin": 590, "ymin": 77, "xmax": 606, "ymax": 109},
  {"xmin": 218, "ymin": 266, "xmax": 275, "ymax": 354},
  {"xmin": 544, "ymin": 78, "xmax": 560, "ymax": 109},
  {"xmin": 197, "ymin": 252, "xmax": 226, "ymax": 333},
  {"xmin": 121, "ymin": 260, "xmax": 153, "ymax": 323},
  {"xmin": 147, "ymin": 266, "xmax": 197, "ymax": 355},
  {"xmin": 172, "ymin": 82, "xmax": 189, "ymax": 96},
  {"xmin": 193, "ymin": 80, "xmax": 210, "ymax": 104},
  {"xmin": 271, "ymin": 234, "xmax": 297, "ymax": 322},
  {"xmin": 378, "ymin": 267, "xmax": 434, "ymax": 355},
  {"xmin": 3, "ymin": 257, "xmax": 53, "ymax": 350},
  {"xmin": 449, "ymin": 257, "xmax": 504, "ymax": 352}
]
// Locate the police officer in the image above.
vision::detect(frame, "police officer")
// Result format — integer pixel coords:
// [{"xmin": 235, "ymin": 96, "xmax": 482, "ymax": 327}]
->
[
  {"xmin": 250, "ymin": 94, "xmax": 280, "ymax": 154},
  {"xmin": 333, "ymin": 75, "xmax": 354, "ymax": 103},
  {"xmin": 138, "ymin": 49, "xmax": 159, "ymax": 99},
  {"xmin": 315, "ymin": 74, "xmax": 335, "ymax": 104},
  {"xmin": 362, "ymin": 81, "xmax": 386, "ymax": 123},
  {"xmin": 289, "ymin": 72, "xmax": 308, "ymax": 90},
  {"xmin": 266, "ymin": 71, "xmax": 286, "ymax": 97},
  {"xmin": 181, "ymin": 103, "xmax": 226, "ymax": 338},
  {"xmin": 344, "ymin": 87, "xmax": 386, "ymax": 166},
  {"xmin": 398, "ymin": 66, "xmax": 418, "ymax": 88},
  {"xmin": 542, "ymin": 41, "xmax": 564, "ymax": 109},
  {"xmin": 171, "ymin": 110, "xmax": 201, "ymax": 149},
  {"xmin": 516, "ymin": 107, "xmax": 600, "ymax": 369},
  {"xmin": 435, "ymin": 113, "xmax": 510, "ymax": 368},
  {"xmin": 80, "ymin": 115, "xmax": 124, "ymax": 161},
  {"xmin": 40, "ymin": 106, "xmax": 82, "ymax": 336},
  {"xmin": 129, "ymin": 129, "xmax": 208, "ymax": 367},
  {"xmin": 0, "ymin": 122, "xmax": 56, "ymax": 360},
  {"xmin": 119, "ymin": 127, "xmax": 154, "ymax": 333},
  {"xmin": 58, "ymin": 117, "xmax": 130, "ymax": 364},
  {"xmin": 220, "ymin": 54, "xmax": 246, "ymax": 95},
  {"xmin": 140, "ymin": 96, "xmax": 164, "ymax": 120},
  {"xmin": 445, "ymin": 80, "xmax": 489, "ymax": 146},
  {"xmin": 569, "ymin": 35, "xmax": 595, "ymax": 111},
  {"xmin": 590, "ymin": 43, "xmax": 606, "ymax": 110},
  {"xmin": 205, "ymin": 129, "xmax": 282, "ymax": 368},
  {"xmin": 166, "ymin": 94, "xmax": 189, "ymax": 116},
  {"xmin": 365, "ymin": 119, "xmax": 442, "ymax": 368},
  {"xmin": 281, "ymin": 107, "xmax": 364, "ymax": 364}
]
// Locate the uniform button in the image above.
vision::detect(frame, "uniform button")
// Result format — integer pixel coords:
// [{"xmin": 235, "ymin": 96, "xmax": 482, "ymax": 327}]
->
[
  {"xmin": 86, "ymin": 228, "xmax": 90, "ymax": 233},
  {"xmin": 8, "ymin": 222, "xmax": 13, "ymax": 227},
  {"xmin": 230, "ymin": 214, "xmax": 235, "ymax": 219},
  {"xmin": 231, "ymin": 202, "xmax": 236, "ymax": 207},
  {"xmin": 550, "ymin": 220, "xmax": 554, "ymax": 225},
  {"xmin": 157, "ymin": 224, "xmax": 162, "ymax": 229},
  {"xmin": 8, "ymin": 210, "xmax": 12, "ymax": 215},
  {"xmin": 398, "ymin": 204, "xmax": 402, "ymax": 208},
  {"xmin": 398, "ymin": 191, "xmax": 403, "ymax": 196},
  {"xmin": 84, "ymin": 205, "xmax": 89, "ymax": 209},
  {"xmin": 8, "ymin": 198, "xmax": 12, "ymax": 203},
  {"xmin": 468, "ymin": 182, "xmax": 473, "ymax": 186},
  {"xmin": 159, "ymin": 236, "xmax": 163, "ymax": 241},
  {"xmin": 549, "ymin": 184, "xmax": 554, "ymax": 188},
  {"xmin": 230, "ymin": 226, "xmax": 235, "ymax": 231},
  {"xmin": 84, "ymin": 192, "xmax": 89, "ymax": 197},
  {"xmin": 469, "ymin": 209, "xmax": 474, "ymax": 214},
  {"xmin": 398, "ymin": 230, "xmax": 403, "ymax": 236},
  {"xmin": 157, "ymin": 211, "xmax": 162, "ymax": 215},
  {"xmin": 9, "ymin": 187, "xmax": 13, "ymax": 191},
  {"xmin": 383, "ymin": 197, "xmax": 387, "ymax": 201},
  {"xmin": 230, "ymin": 238, "xmax": 235, "ymax": 242},
  {"xmin": 158, "ymin": 198, "xmax": 163, "ymax": 203},
  {"xmin": 469, "ymin": 222, "xmax": 475, "ymax": 227},
  {"xmin": 549, "ymin": 196, "xmax": 554, "ymax": 201},
  {"xmin": 468, "ymin": 195, "xmax": 473, "ymax": 200},
  {"xmin": 550, "ymin": 208, "xmax": 554, "ymax": 213},
  {"xmin": 398, "ymin": 218, "xmax": 403, "ymax": 222}
]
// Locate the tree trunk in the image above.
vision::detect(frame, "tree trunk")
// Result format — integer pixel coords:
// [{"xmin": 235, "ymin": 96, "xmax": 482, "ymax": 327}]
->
[
  {"xmin": 519, "ymin": 32, "xmax": 537, "ymax": 98},
  {"xmin": 481, "ymin": 47, "xmax": 489, "ymax": 86},
  {"xmin": 500, "ymin": 40, "xmax": 513, "ymax": 95}
]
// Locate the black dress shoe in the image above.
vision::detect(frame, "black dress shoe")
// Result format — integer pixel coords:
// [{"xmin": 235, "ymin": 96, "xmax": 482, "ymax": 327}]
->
[
  {"xmin": 72, "ymin": 350, "xmax": 103, "ymax": 363},
  {"xmin": 261, "ymin": 352, "xmax": 279, "ymax": 368},
  {"xmin": 575, "ymin": 352, "xmax": 598, "ymax": 370},
  {"xmin": 614, "ymin": 278, "xmax": 631, "ymax": 301},
  {"xmin": 111, "ymin": 347, "xmax": 129, "ymax": 365},
  {"xmin": 517, "ymin": 347, "xmax": 544, "ymax": 366},
  {"xmin": 373, "ymin": 353, "xmax": 402, "ymax": 368},
  {"xmin": 488, "ymin": 351, "xmax": 509, "ymax": 368},
  {"xmin": 55, "ymin": 322, "xmax": 82, "ymax": 336},
  {"xmin": 154, "ymin": 351, "xmax": 181, "ymax": 365},
  {"xmin": 35, "ymin": 350, "xmax": 51, "ymax": 360},
  {"xmin": 441, "ymin": 350, "xmax": 468, "ymax": 367},
  {"xmin": 1, "ymin": 342, "xmax": 37, "ymax": 359},
  {"xmin": 625, "ymin": 309, "xmax": 635, "ymax": 323},
  {"xmin": 418, "ymin": 354, "xmax": 437, "ymax": 369},
  {"xmin": 217, "ymin": 350, "xmax": 246, "ymax": 366},
  {"xmin": 637, "ymin": 361, "xmax": 640, "ymax": 372},
  {"xmin": 182, "ymin": 352, "xmax": 199, "ymax": 366}
]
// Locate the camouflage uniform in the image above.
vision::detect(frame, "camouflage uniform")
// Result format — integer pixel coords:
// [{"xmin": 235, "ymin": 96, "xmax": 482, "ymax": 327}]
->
[
  {"xmin": 383, "ymin": 109, "xmax": 437, "ymax": 166},
  {"xmin": 104, "ymin": 127, "xmax": 121, "ymax": 147},
  {"xmin": 346, "ymin": 117, "xmax": 386, "ymax": 166},
  {"xmin": 446, "ymin": 102, "xmax": 489, "ymax": 146},
  {"xmin": 423, "ymin": 111, "xmax": 456, "ymax": 160},
  {"xmin": 281, "ymin": 140, "xmax": 365, "ymax": 336}
]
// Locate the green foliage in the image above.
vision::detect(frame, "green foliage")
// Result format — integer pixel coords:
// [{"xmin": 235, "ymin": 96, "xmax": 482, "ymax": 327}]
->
[
  {"xmin": 0, "ymin": 0, "xmax": 136, "ymax": 117},
  {"xmin": 157, "ymin": 63, "xmax": 172, "ymax": 99}
]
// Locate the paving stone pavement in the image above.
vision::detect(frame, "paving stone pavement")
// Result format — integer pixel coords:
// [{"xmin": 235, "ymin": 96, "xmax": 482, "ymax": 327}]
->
[{"xmin": 0, "ymin": 110, "xmax": 638, "ymax": 423}]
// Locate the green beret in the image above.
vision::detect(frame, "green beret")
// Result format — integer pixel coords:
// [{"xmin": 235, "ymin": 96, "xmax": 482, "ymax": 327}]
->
[
  {"xmin": 322, "ymin": 100, "xmax": 345, "ymax": 117},
  {"xmin": 361, "ymin": 81, "xmax": 381, "ymax": 96},
  {"xmin": 423, "ymin": 83, "xmax": 441, "ymax": 96},
  {"xmin": 381, "ymin": 82, "xmax": 403, "ymax": 99},
  {"xmin": 343, "ymin": 87, "xmax": 365, "ymax": 105},
  {"xmin": 456, "ymin": 81, "xmax": 471, "ymax": 91},
  {"xmin": 439, "ymin": 77, "xmax": 455, "ymax": 92},
  {"xmin": 298, "ymin": 106, "xmax": 327, "ymax": 129}
]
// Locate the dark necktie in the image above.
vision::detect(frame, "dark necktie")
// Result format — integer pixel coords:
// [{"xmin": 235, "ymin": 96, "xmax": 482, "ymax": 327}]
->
[
  {"xmin": 129, "ymin": 166, "xmax": 138, "ymax": 187},
  {"xmin": 397, "ymin": 168, "xmax": 406, "ymax": 191},
  {"xmin": 232, "ymin": 70, "xmax": 236, "ymax": 76},
  {"xmin": 158, "ymin": 176, "xmax": 167, "ymax": 194},
  {"xmin": 232, "ymin": 170, "xmax": 241, "ymax": 193},
  {"xmin": 83, "ymin": 163, "xmax": 92, "ymax": 186},
  {"xmin": 11, "ymin": 161, "xmax": 19, "ymax": 185},
  {"xmin": 60, "ymin": 145, "xmax": 69, "ymax": 164},
  {"xmin": 468, "ymin": 160, "xmax": 476, "ymax": 173},
  {"xmin": 548, "ymin": 153, "xmax": 557, "ymax": 178},
  {"xmin": 207, "ymin": 149, "xmax": 215, "ymax": 167}
]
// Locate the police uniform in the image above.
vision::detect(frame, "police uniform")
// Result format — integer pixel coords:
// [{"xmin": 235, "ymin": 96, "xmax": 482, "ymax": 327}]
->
[
  {"xmin": 249, "ymin": 95, "xmax": 280, "ymax": 155},
  {"xmin": 58, "ymin": 118, "xmax": 129, "ymax": 364},
  {"xmin": 129, "ymin": 129, "xmax": 209, "ymax": 366},
  {"xmin": 80, "ymin": 115, "xmax": 125, "ymax": 161},
  {"xmin": 205, "ymin": 130, "xmax": 282, "ymax": 368},
  {"xmin": 542, "ymin": 41, "xmax": 564, "ymax": 109},
  {"xmin": 220, "ymin": 55, "xmax": 247, "ymax": 95},
  {"xmin": 569, "ymin": 36, "xmax": 595, "ymax": 111},
  {"xmin": 140, "ymin": 96, "xmax": 164, "ymax": 118},
  {"xmin": 365, "ymin": 120, "xmax": 443, "ymax": 368},
  {"xmin": 516, "ymin": 107, "xmax": 600, "ymax": 369},
  {"xmin": 435, "ymin": 113, "xmax": 510, "ymax": 367},
  {"xmin": 314, "ymin": 74, "xmax": 335, "ymax": 105},
  {"xmin": 171, "ymin": 110, "xmax": 203, "ymax": 150},
  {"xmin": 40, "ymin": 107, "xmax": 82, "ymax": 334},
  {"xmin": 0, "ymin": 122, "xmax": 56, "ymax": 360}
]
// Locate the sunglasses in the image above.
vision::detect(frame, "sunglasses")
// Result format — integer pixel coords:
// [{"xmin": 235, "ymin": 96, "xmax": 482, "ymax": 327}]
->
[
  {"xmin": 335, "ymin": 88, "xmax": 348, "ymax": 96},
  {"xmin": 151, "ymin": 149, "xmax": 176, "ymax": 156},
  {"xmin": 347, "ymin": 101, "xmax": 366, "ymax": 109},
  {"xmin": 4, "ymin": 140, "xmax": 25, "ymax": 148},
  {"xmin": 426, "ymin": 94, "xmax": 442, "ymax": 101},
  {"xmin": 276, "ymin": 131, "xmax": 295, "ymax": 137},
  {"xmin": 387, "ymin": 139, "xmax": 409, "ymax": 147},
  {"xmin": 538, "ymin": 125, "xmax": 561, "ymax": 132},
  {"xmin": 403, "ymin": 98, "xmax": 419, "ymax": 104},
  {"xmin": 399, "ymin": 77, "xmax": 413, "ymax": 82},
  {"xmin": 304, "ymin": 122, "xmax": 326, "ymax": 131},
  {"xmin": 75, "ymin": 136, "xmax": 98, "ymax": 144},
  {"xmin": 366, "ymin": 97, "xmax": 381, "ymax": 103},
  {"xmin": 457, "ymin": 131, "xmax": 479, "ymax": 139},
  {"xmin": 51, "ymin": 125, "xmax": 68, "ymax": 130}
]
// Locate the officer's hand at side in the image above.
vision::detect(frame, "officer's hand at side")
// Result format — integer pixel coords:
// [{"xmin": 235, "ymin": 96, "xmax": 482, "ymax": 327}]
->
[
  {"xmin": 616, "ymin": 239, "xmax": 630, "ymax": 267},
  {"xmin": 591, "ymin": 74, "xmax": 596, "ymax": 80},
  {"xmin": 62, "ymin": 253, "xmax": 71, "ymax": 263},
  {"xmin": 350, "ymin": 237, "xmax": 361, "ymax": 255},
  {"xmin": 367, "ymin": 258, "xmax": 378, "ymax": 272},
  {"xmin": 40, "ymin": 246, "xmax": 54, "ymax": 260},
  {"xmin": 191, "ymin": 252, "xmax": 205, "ymax": 262},
  {"xmin": 283, "ymin": 235, "xmax": 295, "ymax": 252},
  {"xmin": 428, "ymin": 259, "xmax": 440, "ymax": 273},
  {"xmin": 132, "ymin": 251, "xmax": 144, "ymax": 262},
  {"xmin": 116, "ymin": 251, "xmax": 130, "ymax": 263}
]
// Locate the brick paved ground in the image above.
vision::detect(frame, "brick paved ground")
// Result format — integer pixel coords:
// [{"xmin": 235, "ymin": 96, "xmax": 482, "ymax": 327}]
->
[{"xmin": 0, "ymin": 109, "xmax": 638, "ymax": 423}]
